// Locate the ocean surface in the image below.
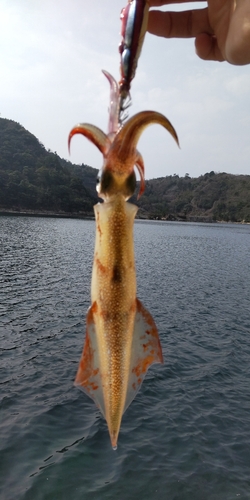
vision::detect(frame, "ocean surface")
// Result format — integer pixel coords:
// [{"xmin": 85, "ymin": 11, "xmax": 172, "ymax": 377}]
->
[{"xmin": 0, "ymin": 215, "xmax": 250, "ymax": 500}]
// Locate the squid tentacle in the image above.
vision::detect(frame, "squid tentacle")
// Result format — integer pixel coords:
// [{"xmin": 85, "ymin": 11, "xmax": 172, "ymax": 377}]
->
[
  {"xmin": 134, "ymin": 151, "xmax": 145, "ymax": 198},
  {"xmin": 116, "ymin": 110, "xmax": 179, "ymax": 162},
  {"xmin": 68, "ymin": 124, "xmax": 110, "ymax": 156},
  {"xmin": 102, "ymin": 70, "xmax": 120, "ymax": 136},
  {"xmin": 103, "ymin": 110, "xmax": 179, "ymax": 196},
  {"xmin": 68, "ymin": 110, "xmax": 179, "ymax": 200}
]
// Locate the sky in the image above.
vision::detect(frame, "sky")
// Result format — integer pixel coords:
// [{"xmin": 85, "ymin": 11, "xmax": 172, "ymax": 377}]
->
[{"xmin": 1, "ymin": 0, "xmax": 250, "ymax": 180}]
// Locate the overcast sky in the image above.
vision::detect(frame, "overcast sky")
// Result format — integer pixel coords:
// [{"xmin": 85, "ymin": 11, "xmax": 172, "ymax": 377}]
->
[{"xmin": 1, "ymin": 0, "xmax": 250, "ymax": 180}]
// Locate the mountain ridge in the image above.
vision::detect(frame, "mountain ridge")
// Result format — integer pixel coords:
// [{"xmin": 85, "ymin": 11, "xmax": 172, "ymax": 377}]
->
[{"xmin": 0, "ymin": 117, "xmax": 249, "ymax": 222}]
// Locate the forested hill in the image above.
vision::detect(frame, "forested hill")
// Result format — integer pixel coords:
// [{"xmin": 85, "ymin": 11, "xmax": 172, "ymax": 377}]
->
[
  {"xmin": 0, "ymin": 118, "xmax": 98, "ymax": 214},
  {"xmin": 134, "ymin": 171, "xmax": 250, "ymax": 222},
  {"xmin": 0, "ymin": 117, "xmax": 249, "ymax": 222}
]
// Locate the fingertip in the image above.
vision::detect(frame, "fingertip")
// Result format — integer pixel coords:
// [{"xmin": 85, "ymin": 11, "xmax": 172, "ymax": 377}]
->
[
  {"xmin": 195, "ymin": 33, "xmax": 224, "ymax": 62},
  {"xmin": 195, "ymin": 33, "xmax": 212, "ymax": 59}
]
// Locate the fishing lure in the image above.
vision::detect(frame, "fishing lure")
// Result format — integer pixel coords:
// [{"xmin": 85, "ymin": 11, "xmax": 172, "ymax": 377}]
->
[
  {"xmin": 69, "ymin": 72, "xmax": 179, "ymax": 449},
  {"xmin": 118, "ymin": 0, "xmax": 149, "ymax": 118}
]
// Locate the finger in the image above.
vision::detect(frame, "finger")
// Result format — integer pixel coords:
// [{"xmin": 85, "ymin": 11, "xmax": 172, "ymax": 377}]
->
[
  {"xmin": 226, "ymin": 0, "xmax": 250, "ymax": 65},
  {"xmin": 148, "ymin": 8, "xmax": 212, "ymax": 38},
  {"xmin": 195, "ymin": 33, "xmax": 225, "ymax": 62},
  {"xmin": 149, "ymin": 0, "xmax": 205, "ymax": 6}
]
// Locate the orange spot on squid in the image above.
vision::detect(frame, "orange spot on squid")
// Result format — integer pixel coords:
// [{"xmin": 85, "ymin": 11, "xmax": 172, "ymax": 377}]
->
[
  {"xmin": 90, "ymin": 383, "xmax": 99, "ymax": 391},
  {"xmin": 132, "ymin": 354, "xmax": 155, "ymax": 378},
  {"xmin": 95, "ymin": 257, "xmax": 107, "ymax": 275}
]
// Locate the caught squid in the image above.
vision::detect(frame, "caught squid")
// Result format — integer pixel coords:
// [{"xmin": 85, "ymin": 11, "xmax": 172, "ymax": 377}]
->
[{"xmin": 69, "ymin": 72, "xmax": 179, "ymax": 449}]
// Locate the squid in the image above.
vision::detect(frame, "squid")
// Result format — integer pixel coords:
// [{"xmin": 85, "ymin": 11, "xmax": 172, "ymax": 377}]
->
[{"xmin": 68, "ymin": 71, "xmax": 179, "ymax": 449}]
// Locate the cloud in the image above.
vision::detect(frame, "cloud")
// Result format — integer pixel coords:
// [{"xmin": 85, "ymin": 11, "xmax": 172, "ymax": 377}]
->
[
  {"xmin": 0, "ymin": 0, "xmax": 250, "ymax": 179},
  {"xmin": 225, "ymin": 74, "xmax": 250, "ymax": 95}
]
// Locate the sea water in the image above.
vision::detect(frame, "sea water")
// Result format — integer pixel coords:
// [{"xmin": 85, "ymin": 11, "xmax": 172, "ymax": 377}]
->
[{"xmin": 0, "ymin": 216, "xmax": 250, "ymax": 500}]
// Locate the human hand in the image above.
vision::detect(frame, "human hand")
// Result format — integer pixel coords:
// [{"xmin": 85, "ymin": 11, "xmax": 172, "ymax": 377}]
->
[{"xmin": 148, "ymin": 0, "xmax": 250, "ymax": 65}]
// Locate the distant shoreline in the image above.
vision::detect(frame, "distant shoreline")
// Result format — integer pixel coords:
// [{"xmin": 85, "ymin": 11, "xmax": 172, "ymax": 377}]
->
[
  {"xmin": 0, "ymin": 209, "xmax": 95, "ymax": 220},
  {"xmin": 0, "ymin": 209, "xmax": 249, "ymax": 224}
]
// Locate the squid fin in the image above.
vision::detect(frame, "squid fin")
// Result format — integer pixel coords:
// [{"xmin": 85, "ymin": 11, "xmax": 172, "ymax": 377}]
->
[
  {"xmin": 74, "ymin": 303, "xmax": 105, "ymax": 417},
  {"xmin": 124, "ymin": 298, "xmax": 163, "ymax": 413}
]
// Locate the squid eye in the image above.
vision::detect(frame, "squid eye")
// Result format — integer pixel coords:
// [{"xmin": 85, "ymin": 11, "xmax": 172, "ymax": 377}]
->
[{"xmin": 100, "ymin": 169, "xmax": 113, "ymax": 192}]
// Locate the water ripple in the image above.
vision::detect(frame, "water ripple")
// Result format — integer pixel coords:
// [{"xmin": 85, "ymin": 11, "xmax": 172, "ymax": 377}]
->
[{"xmin": 0, "ymin": 217, "xmax": 250, "ymax": 499}]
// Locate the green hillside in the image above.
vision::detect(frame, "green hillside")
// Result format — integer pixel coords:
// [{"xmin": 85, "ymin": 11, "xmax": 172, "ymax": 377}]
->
[
  {"xmin": 0, "ymin": 118, "xmax": 98, "ymax": 214},
  {"xmin": 0, "ymin": 117, "xmax": 249, "ymax": 222},
  {"xmin": 134, "ymin": 172, "xmax": 250, "ymax": 222}
]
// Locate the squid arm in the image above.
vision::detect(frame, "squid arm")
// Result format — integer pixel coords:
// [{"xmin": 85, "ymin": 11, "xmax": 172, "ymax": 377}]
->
[{"xmin": 102, "ymin": 70, "xmax": 120, "ymax": 136}]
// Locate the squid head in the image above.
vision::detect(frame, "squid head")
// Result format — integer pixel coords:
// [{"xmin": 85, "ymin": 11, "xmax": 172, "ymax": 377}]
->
[{"xmin": 68, "ymin": 111, "xmax": 179, "ymax": 201}]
